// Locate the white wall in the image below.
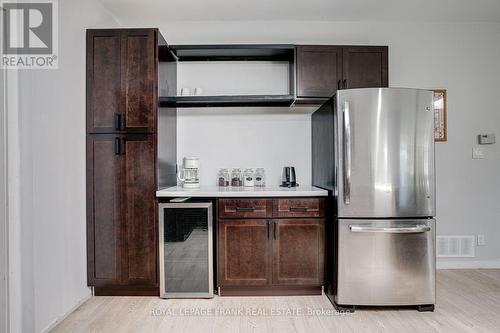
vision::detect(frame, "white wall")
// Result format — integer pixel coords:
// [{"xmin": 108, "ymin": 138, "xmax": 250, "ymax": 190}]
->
[
  {"xmin": 152, "ymin": 20, "xmax": 500, "ymax": 264},
  {"xmin": 176, "ymin": 61, "xmax": 290, "ymax": 96},
  {"xmin": 9, "ymin": 1, "xmax": 120, "ymax": 332},
  {"xmin": 175, "ymin": 60, "xmax": 315, "ymax": 186},
  {"xmin": 177, "ymin": 107, "xmax": 315, "ymax": 186}
]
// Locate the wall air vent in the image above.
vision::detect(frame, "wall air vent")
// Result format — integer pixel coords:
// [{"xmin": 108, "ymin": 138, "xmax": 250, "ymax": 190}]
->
[{"xmin": 436, "ymin": 236, "xmax": 475, "ymax": 258}]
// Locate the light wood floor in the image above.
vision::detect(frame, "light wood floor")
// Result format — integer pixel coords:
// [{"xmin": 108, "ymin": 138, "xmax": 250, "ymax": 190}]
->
[{"xmin": 50, "ymin": 270, "xmax": 500, "ymax": 333}]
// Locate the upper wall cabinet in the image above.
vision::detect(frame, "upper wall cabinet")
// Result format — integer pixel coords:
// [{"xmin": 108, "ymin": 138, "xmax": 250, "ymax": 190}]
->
[
  {"xmin": 342, "ymin": 46, "xmax": 388, "ymax": 89},
  {"xmin": 296, "ymin": 46, "xmax": 342, "ymax": 101},
  {"xmin": 87, "ymin": 29, "xmax": 158, "ymax": 134},
  {"xmin": 295, "ymin": 45, "xmax": 388, "ymax": 103},
  {"xmin": 86, "ymin": 30, "xmax": 121, "ymax": 133}
]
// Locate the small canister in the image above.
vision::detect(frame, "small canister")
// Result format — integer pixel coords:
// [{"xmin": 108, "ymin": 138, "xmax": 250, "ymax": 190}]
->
[
  {"xmin": 217, "ymin": 168, "xmax": 230, "ymax": 187},
  {"xmin": 231, "ymin": 168, "xmax": 243, "ymax": 187},
  {"xmin": 255, "ymin": 168, "xmax": 266, "ymax": 187},
  {"xmin": 243, "ymin": 168, "xmax": 255, "ymax": 187}
]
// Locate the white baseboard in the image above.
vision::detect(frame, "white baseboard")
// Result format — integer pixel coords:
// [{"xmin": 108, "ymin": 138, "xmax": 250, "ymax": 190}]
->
[
  {"xmin": 40, "ymin": 292, "xmax": 92, "ymax": 333},
  {"xmin": 437, "ymin": 259, "xmax": 500, "ymax": 269}
]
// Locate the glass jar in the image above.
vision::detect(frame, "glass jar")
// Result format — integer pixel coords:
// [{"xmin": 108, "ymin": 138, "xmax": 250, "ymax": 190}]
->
[
  {"xmin": 243, "ymin": 168, "xmax": 255, "ymax": 187},
  {"xmin": 254, "ymin": 168, "xmax": 266, "ymax": 187},
  {"xmin": 217, "ymin": 168, "xmax": 230, "ymax": 187},
  {"xmin": 230, "ymin": 168, "xmax": 243, "ymax": 187}
]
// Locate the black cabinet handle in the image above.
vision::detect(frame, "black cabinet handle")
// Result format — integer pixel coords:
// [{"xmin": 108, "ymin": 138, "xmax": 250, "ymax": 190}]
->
[
  {"xmin": 273, "ymin": 221, "xmax": 277, "ymax": 240},
  {"xmin": 115, "ymin": 137, "xmax": 121, "ymax": 155},
  {"xmin": 119, "ymin": 113, "xmax": 125, "ymax": 131},
  {"xmin": 343, "ymin": 79, "xmax": 347, "ymax": 88},
  {"xmin": 337, "ymin": 80, "xmax": 341, "ymax": 90},
  {"xmin": 290, "ymin": 206, "xmax": 309, "ymax": 212},
  {"xmin": 267, "ymin": 220, "xmax": 270, "ymax": 240},
  {"xmin": 120, "ymin": 138, "xmax": 126, "ymax": 155},
  {"xmin": 236, "ymin": 207, "xmax": 255, "ymax": 212},
  {"xmin": 114, "ymin": 113, "xmax": 120, "ymax": 131}
]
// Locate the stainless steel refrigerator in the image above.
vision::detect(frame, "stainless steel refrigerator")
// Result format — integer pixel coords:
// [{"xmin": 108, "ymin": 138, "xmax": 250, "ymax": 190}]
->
[{"xmin": 312, "ymin": 88, "xmax": 436, "ymax": 312}]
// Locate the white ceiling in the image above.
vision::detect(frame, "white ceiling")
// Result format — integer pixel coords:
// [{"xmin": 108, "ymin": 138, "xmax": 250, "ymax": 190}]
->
[{"xmin": 99, "ymin": 0, "xmax": 500, "ymax": 23}]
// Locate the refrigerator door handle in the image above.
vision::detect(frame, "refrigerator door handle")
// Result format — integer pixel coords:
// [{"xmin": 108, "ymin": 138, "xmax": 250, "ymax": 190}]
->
[
  {"xmin": 349, "ymin": 225, "xmax": 431, "ymax": 234},
  {"xmin": 343, "ymin": 101, "xmax": 352, "ymax": 204}
]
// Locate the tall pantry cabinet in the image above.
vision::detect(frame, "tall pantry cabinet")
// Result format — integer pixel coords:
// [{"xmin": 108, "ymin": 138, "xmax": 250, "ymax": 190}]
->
[{"xmin": 86, "ymin": 28, "xmax": 176, "ymax": 295}]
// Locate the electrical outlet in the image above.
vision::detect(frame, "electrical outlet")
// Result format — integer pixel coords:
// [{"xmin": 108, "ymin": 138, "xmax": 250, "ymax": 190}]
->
[{"xmin": 477, "ymin": 234, "xmax": 486, "ymax": 246}]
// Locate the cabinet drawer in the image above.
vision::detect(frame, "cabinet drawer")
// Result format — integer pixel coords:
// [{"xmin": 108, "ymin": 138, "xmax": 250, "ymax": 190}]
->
[
  {"xmin": 273, "ymin": 198, "xmax": 325, "ymax": 218},
  {"xmin": 218, "ymin": 199, "xmax": 272, "ymax": 219}
]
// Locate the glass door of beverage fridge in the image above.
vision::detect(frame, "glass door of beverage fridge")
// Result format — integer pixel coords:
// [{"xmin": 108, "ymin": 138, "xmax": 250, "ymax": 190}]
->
[{"xmin": 159, "ymin": 201, "xmax": 213, "ymax": 298}]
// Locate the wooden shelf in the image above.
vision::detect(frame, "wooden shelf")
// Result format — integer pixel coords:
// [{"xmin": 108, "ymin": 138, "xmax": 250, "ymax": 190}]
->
[
  {"xmin": 163, "ymin": 44, "xmax": 295, "ymax": 62},
  {"xmin": 159, "ymin": 95, "xmax": 295, "ymax": 108}
]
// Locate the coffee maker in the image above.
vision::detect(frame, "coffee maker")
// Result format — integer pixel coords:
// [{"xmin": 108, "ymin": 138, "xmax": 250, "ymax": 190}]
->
[{"xmin": 178, "ymin": 157, "xmax": 200, "ymax": 188}]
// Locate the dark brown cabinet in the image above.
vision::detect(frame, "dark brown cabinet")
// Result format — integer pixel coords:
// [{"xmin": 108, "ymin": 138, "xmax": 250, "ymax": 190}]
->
[
  {"xmin": 87, "ymin": 134, "xmax": 157, "ymax": 291},
  {"xmin": 272, "ymin": 219, "xmax": 325, "ymax": 286},
  {"xmin": 86, "ymin": 134, "xmax": 122, "ymax": 285},
  {"xmin": 295, "ymin": 45, "xmax": 388, "ymax": 103},
  {"xmin": 121, "ymin": 30, "xmax": 157, "ymax": 133},
  {"xmin": 218, "ymin": 198, "xmax": 272, "ymax": 219},
  {"xmin": 296, "ymin": 46, "xmax": 342, "ymax": 100},
  {"xmin": 86, "ymin": 30, "xmax": 122, "ymax": 134},
  {"xmin": 87, "ymin": 29, "xmax": 157, "ymax": 134},
  {"xmin": 273, "ymin": 198, "xmax": 324, "ymax": 218},
  {"xmin": 121, "ymin": 134, "xmax": 157, "ymax": 286},
  {"xmin": 218, "ymin": 219, "xmax": 272, "ymax": 286},
  {"xmin": 217, "ymin": 198, "xmax": 326, "ymax": 296},
  {"xmin": 86, "ymin": 29, "xmax": 172, "ymax": 296},
  {"xmin": 342, "ymin": 46, "xmax": 388, "ymax": 89}
]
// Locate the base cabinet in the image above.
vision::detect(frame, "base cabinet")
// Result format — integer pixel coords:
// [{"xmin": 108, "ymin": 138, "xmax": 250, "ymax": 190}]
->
[
  {"xmin": 218, "ymin": 198, "xmax": 326, "ymax": 295},
  {"xmin": 218, "ymin": 219, "xmax": 272, "ymax": 286},
  {"xmin": 87, "ymin": 134, "xmax": 157, "ymax": 291},
  {"xmin": 86, "ymin": 134, "xmax": 122, "ymax": 285},
  {"xmin": 273, "ymin": 219, "xmax": 325, "ymax": 286}
]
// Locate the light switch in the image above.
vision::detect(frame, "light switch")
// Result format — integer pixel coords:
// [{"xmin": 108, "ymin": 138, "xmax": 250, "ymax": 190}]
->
[{"xmin": 472, "ymin": 147, "xmax": 485, "ymax": 159}]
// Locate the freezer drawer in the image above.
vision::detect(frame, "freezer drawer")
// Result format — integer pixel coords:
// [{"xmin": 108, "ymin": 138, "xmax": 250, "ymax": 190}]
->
[{"xmin": 336, "ymin": 218, "xmax": 435, "ymax": 306}]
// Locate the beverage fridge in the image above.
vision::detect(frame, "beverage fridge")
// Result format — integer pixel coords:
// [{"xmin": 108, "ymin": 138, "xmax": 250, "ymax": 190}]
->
[{"xmin": 312, "ymin": 88, "xmax": 436, "ymax": 312}]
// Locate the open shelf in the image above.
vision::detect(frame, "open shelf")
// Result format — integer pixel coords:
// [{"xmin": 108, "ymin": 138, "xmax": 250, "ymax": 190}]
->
[
  {"xmin": 159, "ymin": 95, "xmax": 295, "ymax": 108},
  {"xmin": 158, "ymin": 44, "xmax": 296, "ymax": 107},
  {"xmin": 163, "ymin": 44, "xmax": 295, "ymax": 62}
]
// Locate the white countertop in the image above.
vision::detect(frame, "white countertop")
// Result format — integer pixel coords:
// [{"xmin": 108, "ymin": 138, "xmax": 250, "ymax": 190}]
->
[{"xmin": 156, "ymin": 185, "xmax": 328, "ymax": 198}]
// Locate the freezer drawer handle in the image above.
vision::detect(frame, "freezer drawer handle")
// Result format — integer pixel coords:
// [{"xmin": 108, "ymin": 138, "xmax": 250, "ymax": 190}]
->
[
  {"xmin": 343, "ymin": 101, "xmax": 352, "ymax": 204},
  {"xmin": 349, "ymin": 225, "xmax": 431, "ymax": 234}
]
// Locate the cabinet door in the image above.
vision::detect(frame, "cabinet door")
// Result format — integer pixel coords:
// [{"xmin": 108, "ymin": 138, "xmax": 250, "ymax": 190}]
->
[
  {"xmin": 122, "ymin": 134, "xmax": 157, "ymax": 285},
  {"xmin": 342, "ymin": 46, "xmax": 388, "ymax": 89},
  {"xmin": 87, "ymin": 30, "xmax": 122, "ymax": 133},
  {"xmin": 272, "ymin": 219, "xmax": 325, "ymax": 285},
  {"xmin": 218, "ymin": 219, "xmax": 272, "ymax": 286},
  {"xmin": 121, "ymin": 30, "xmax": 157, "ymax": 133},
  {"xmin": 296, "ymin": 46, "xmax": 342, "ymax": 100},
  {"xmin": 87, "ymin": 134, "xmax": 123, "ymax": 286}
]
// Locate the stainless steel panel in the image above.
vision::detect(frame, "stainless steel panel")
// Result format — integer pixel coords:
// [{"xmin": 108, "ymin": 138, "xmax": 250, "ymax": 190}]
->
[
  {"xmin": 336, "ymin": 218, "xmax": 435, "ymax": 306},
  {"xmin": 159, "ymin": 202, "xmax": 213, "ymax": 298},
  {"xmin": 336, "ymin": 88, "xmax": 435, "ymax": 218}
]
